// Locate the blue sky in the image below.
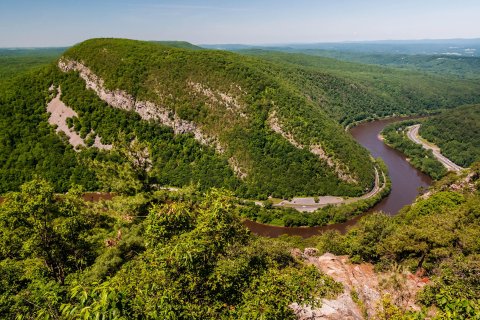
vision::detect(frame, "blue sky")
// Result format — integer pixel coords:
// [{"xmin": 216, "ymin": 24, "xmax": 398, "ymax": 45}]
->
[{"xmin": 1, "ymin": 0, "xmax": 479, "ymax": 47}]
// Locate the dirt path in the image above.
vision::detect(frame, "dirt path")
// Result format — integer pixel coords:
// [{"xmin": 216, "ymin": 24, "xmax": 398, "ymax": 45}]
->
[
  {"xmin": 273, "ymin": 167, "xmax": 385, "ymax": 212},
  {"xmin": 407, "ymin": 124, "xmax": 463, "ymax": 172}
]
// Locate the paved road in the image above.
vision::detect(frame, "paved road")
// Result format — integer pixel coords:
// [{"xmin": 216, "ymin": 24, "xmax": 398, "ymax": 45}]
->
[
  {"xmin": 273, "ymin": 167, "xmax": 384, "ymax": 212},
  {"xmin": 406, "ymin": 124, "xmax": 463, "ymax": 172}
]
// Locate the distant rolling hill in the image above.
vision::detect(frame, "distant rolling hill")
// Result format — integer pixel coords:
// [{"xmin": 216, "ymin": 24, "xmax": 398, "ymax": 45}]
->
[
  {"xmin": 0, "ymin": 47, "xmax": 66, "ymax": 83},
  {"xmin": 203, "ymin": 39, "xmax": 480, "ymax": 79},
  {"xmin": 235, "ymin": 50, "xmax": 480, "ymax": 124},
  {"xmin": 245, "ymin": 49, "xmax": 480, "ymax": 80}
]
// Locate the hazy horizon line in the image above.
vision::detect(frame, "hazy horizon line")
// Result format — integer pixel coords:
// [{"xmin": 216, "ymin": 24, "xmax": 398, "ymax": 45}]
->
[{"xmin": 1, "ymin": 36, "xmax": 479, "ymax": 50}]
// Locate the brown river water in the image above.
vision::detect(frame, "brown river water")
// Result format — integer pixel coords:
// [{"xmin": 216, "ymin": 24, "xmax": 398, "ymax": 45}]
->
[
  {"xmin": 0, "ymin": 119, "xmax": 431, "ymax": 238},
  {"xmin": 244, "ymin": 118, "xmax": 432, "ymax": 238}
]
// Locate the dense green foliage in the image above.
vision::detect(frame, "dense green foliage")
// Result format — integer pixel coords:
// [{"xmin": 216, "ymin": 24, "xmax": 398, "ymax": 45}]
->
[
  {"xmin": 61, "ymin": 38, "xmax": 376, "ymax": 197},
  {"xmin": 0, "ymin": 48, "xmax": 65, "ymax": 84},
  {"xmin": 0, "ymin": 180, "xmax": 341, "ymax": 318},
  {"xmin": 382, "ymin": 120, "xmax": 448, "ymax": 179},
  {"xmin": 0, "ymin": 48, "xmax": 99, "ymax": 193},
  {"xmin": 421, "ymin": 104, "xmax": 480, "ymax": 167},
  {"xmin": 238, "ymin": 50, "xmax": 480, "ymax": 125},
  {"xmin": 59, "ymin": 70, "xmax": 240, "ymax": 193},
  {"xmin": 0, "ymin": 65, "xmax": 240, "ymax": 194},
  {"xmin": 241, "ymin": 159, "xmax": 391, "ymax": 227},
  {"xmin": 256, "ymin": 48, "xmax": 480, "ymax": 79},
  {"xmin": 2, "ymin": 164, "xmax": 479, "ymax": 318},
  {"xmin": 0, "ymin": 66, "xmax": 97, "ymax": 192},
  {"xmin": 311, "ymin": 163, "xmax": 480, "ymax": 318}
]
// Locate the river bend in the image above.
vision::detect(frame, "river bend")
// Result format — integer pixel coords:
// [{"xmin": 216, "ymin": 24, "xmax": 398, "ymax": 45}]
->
[{"xmin": 245, "ymin": 118, "xmax": 432, "ymax": 238}]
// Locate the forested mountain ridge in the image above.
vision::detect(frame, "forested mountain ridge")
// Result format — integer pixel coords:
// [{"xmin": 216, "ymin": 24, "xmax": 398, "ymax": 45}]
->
[
  {"xmin": 237, "ymin": 50, "xmax": 480, "ymax": 125},
  {"xmin": 3, "ymin": 38, "xmax": 479, "ymax": 198},
  {"xmin": 55, "ymin": 38, "xmax": 376, "ymax": 197},
  {"xmin": 292, "ymin": 50, "xmax": 480, "ymax": 79}
]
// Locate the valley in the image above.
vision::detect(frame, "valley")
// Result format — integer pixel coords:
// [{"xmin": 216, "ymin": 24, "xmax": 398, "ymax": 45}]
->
[
  {"xmin": 1, "ymin": 37, "xmax": 480, "ymax": 319},
  {"xmin": 245, "ymin": 117, "xmax": 433, "ymax": 237}
]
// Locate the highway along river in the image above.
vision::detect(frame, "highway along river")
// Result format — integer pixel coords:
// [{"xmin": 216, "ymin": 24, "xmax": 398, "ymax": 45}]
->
[{"xmin": 244, "ymin": 118, "xmax": 432, "ymax": 238}]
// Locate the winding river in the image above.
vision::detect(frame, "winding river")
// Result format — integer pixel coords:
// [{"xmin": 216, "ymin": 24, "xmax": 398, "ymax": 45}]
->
[{"xmin": 244, "ymin": 118, "xmax": 432, "ymax": 238}]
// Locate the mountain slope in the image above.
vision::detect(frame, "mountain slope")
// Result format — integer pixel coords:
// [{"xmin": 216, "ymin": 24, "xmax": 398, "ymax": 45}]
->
[
  {"xmin": 57, "ymin": 38, "xmax": 375, "ymax": 197},
  {"xmin": 0, "ymin": 65, "xmax": 240, "ymax": 194},
  {"xmin": 4, "ymin": 39, "xmax": 479, "ymax": 198},
  {"xmin": 237, "ymin": 50, "xmax": 480, "ymax": 125},
  {"xmin": 420, "ymin": 104, "xmax": 480, "ymax": 167}
]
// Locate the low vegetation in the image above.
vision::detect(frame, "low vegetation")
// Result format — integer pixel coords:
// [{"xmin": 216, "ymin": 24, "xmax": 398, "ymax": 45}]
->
[{"xmin": 306, "ymin": 163, "xmax": 480, "ymax": 318}]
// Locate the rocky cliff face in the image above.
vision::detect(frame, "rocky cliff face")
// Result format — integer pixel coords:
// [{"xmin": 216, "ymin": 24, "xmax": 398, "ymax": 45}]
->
[
  {"xmin": 268, "ymin": 111, "xmax": 357, "ymax": 183},
  {"xmin": 291, "ymin": 250, "xmax": 428, "ymax": 319},
  {"xmin": 58, "ymin": 58, "xmax": 224, "ymax": 153}
]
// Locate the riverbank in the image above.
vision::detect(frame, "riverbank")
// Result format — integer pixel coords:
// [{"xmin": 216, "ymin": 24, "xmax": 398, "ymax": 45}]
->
[
  {"xmin": 343, "ymin": 112, "xmax": 435, "ymax": 132},
  {"xmin": 406, "ymin": 124, "xmax": 464, "ymax": 172},
  {"xmin": 245, "ymin": 118, "xmax": 432, "ymax": 237},
  {"xmin": 273, "ymin": 166, "xmax": 384, "ymax": 212},
  {"xmin": 240, "ymin": 161, "xmax": 391, "ymax": 228},
  {"xmin": 381, "ymin": 120, "xmax": 448, "ymax": 180}
]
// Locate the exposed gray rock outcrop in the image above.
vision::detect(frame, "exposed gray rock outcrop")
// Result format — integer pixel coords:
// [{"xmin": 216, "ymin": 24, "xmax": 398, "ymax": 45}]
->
[
  {"xmin": 58, "ymin": 58, "xmax": 224, "ymax": 153},
  {"xmin": 268, "ymin": 111, "xmax": 357, "ymax": 183},
  {"xmin": 188, "ymin": 81, "xmax": 247, "ymax": 118},
  {"xmin": 47, "ymin": 87, "xmax": 111, "ymax": 151}
]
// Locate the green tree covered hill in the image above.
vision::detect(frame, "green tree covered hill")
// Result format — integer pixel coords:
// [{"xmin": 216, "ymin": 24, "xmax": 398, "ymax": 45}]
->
[
  {"xmin": 2, "ymin": 39, "xmax": 480, "ymax": 199},
  {"xmin": 238, "ymin": 50, "xmax": 480, "ymax": 125},
  {"xmin": 420, "ymin": 104, "xmax": 480, "ymax": 167},
  {"xmin": 61, "ymin": 39, "xmax": 379, "ymax": 198}
]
